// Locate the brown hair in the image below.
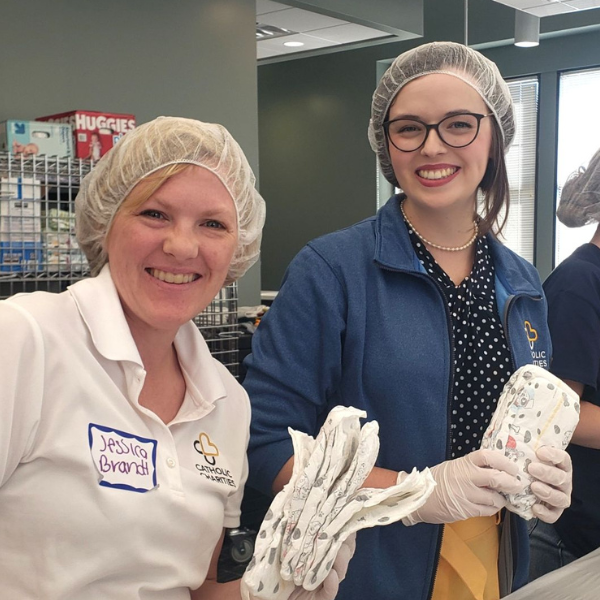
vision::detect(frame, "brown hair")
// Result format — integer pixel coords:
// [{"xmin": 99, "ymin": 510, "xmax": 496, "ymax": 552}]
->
[{"xmin": 478, "ymin": 118, "xmax": 509, "ymax": 236}]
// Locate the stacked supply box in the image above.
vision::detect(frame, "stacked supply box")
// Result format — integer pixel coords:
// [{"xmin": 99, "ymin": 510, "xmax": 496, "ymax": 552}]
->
[
  {"xmin": 0, "ymin": 120, "xmax": 73, "ymax": 157},
  {"xmin": 42, "ymin": 209, "xmax": 87, "ymax": 272},
  {"xmin": 0, "ymin": 177, "xmax": 43, "ymax": 272},
  {"xmin": 37, "ymin": 110, "xmax": 136, "ymax": 160}
]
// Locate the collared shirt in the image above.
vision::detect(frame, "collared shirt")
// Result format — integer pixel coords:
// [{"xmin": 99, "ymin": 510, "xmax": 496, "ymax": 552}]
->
[
  {"xmin": 0, "ymin": 265, "xmax": 249, "ymax": 599},
  {"xmin": 407, "ymin": 231, "xmax": 513, "ymax": 458}
]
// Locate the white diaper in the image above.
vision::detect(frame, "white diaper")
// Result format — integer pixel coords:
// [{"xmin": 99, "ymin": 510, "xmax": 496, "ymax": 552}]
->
[
  {"xmin": 241, "ymin": 406, "xmax": 436, "ymax": 600},
  {"xmin": 481, "ymin": 364, "xmax": 580, "ymax": 519}
]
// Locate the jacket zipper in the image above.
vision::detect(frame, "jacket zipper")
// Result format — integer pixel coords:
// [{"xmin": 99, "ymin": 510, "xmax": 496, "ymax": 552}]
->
[
  {"xmin": 425, "ymin": 276, "xmax": 455, "ymax": 600},
  {"xmin": 380, "ymin": 265, "xmax": 455, "ymax": 600},
  {"xmin": 498, "ymin": 292, "xmax": 542, "ymax": 593},
  {"xmin": 503, "ymin": 295, "xmax": 518, "ymax": 372},
  {"xmin": 495, "ymin": 293, "xmax": 520, "ymax": 595}
]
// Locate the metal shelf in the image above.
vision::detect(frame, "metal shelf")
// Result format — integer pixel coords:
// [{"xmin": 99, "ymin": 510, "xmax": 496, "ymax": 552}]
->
[{"xmin": 0, "ymin": 150, "xmax": 239, "ymax": 377}]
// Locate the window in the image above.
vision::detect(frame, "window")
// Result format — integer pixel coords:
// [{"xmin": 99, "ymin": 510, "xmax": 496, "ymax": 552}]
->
[
  {"xmin": 496, "ymin": 76, "xmax": 538, "ymax": 264},
  {"xmin": 555, "ymin": 67, "xmax": 600, "ymax": 266}
]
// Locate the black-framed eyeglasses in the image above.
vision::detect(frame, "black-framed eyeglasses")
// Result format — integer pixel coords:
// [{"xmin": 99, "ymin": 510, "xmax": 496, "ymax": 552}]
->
[{"xmin": 382, "ymin": 112, "xmax": 493, "ymax": 153}]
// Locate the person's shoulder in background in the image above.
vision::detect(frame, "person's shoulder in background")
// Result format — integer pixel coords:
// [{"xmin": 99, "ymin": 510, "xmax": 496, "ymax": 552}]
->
[{"xmin": 545, "ymin": 243, "xmax": 600, "ymax": 299}]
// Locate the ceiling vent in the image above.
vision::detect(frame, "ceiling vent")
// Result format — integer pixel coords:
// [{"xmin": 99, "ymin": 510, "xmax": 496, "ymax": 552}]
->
[{"xmin": 256, "ymin": 23, "xmax": 297, "ymax": 40}]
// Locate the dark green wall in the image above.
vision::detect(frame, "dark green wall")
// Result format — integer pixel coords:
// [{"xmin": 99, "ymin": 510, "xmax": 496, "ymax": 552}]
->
[
  {"xmin": 258, "ymin": 0, "xmax": 600, "ymax": 289},
  {"xmin": 0, "ymin": 0, "xmax": 262, "ymax": 305},
  {"xmin": 258, "ymin": 0, "xmax": 466, "ymax": 290}
]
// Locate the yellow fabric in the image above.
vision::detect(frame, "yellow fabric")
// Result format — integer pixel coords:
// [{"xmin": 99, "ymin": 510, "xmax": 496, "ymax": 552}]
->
[{"xmin": 431, "ymin": 514, "xmax": 501, "ymax": 600}]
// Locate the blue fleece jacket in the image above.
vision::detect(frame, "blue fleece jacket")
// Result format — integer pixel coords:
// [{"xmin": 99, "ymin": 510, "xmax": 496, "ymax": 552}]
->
[{"xmin": 244, "ymin": 196, "xmax": 550, "ymax": 600}]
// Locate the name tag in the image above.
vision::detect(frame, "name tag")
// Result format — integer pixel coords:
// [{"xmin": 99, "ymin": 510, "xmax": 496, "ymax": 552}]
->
[{"xmin": 88, "ymin": 424, "xmax": 158, "ymax": 493}]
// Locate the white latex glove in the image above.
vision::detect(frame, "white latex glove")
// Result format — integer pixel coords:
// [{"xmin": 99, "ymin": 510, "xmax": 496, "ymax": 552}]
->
[
  {"xmin": 528, "ymin": 446, "xmax": 573, "ymax": 524},
  {"xmin": 241, "ymin": 533, "xmax": 356, "ymax": 600},
  {"xmin": 287, "ymin": 533, "xmax": 356, "ymax": 600},
  {"xmin": 403, "ymin": 449, "xmax": 525, "ymax": 526}
]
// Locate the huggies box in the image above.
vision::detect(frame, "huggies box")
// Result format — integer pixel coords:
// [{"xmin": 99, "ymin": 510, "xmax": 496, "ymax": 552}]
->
[
  {"xmin": 37, "ymin": 110, "xmax": 136, "ymax": 160},
  {"xmin": 0, "ymin": 120, "xmax": 73, "ymax": 158}
]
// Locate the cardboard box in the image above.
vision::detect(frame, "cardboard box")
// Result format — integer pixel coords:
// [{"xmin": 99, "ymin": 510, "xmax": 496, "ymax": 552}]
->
[
  {"xmin": 43, "ymin": 208, "xmax": 74, "ymax": 232},
  {"xmin": 0, "ymin": 176, "xmax": 41, "ymax": 201},
  {"xmin": 0, "ymin": 241, "xmax": 43, "ymax": 272},
  {"xmin": 37, "ymin": 110, "xmax": 135, "ymax": 160},
  {"xmin": 0, "ymin": 120, "xmax": 73, "ymax": 158},
  {"xmin": 0, "ymin": 214, "xmax": 42, "ymax": 242},
  {"xmin": 0, "ymin": 177, "xmax": 42, "ymax": 242},
  {"xmin": 43, "ymin": 231, "xmax": 87, "ymax": 272},
  {"xmin": 43, "ymin": 248, "xmax": 87, "ymax": 272}
]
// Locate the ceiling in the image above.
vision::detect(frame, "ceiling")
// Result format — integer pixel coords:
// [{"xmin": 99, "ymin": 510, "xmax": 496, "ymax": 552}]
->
[
  {"xmin": 256, "ymin": 0, "xmax": 392, "ymax": 60},
  {"xmin": 493, "ymin": 0, "xmax": 600, "ymax": 17}
]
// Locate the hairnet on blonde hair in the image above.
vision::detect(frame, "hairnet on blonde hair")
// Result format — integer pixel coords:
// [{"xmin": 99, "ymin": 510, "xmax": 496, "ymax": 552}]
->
[
  {"xmin": 75, "ymin": 116, "xmax": 266, "ymax": 283},
  {"xmin": 368, "ymin": 41, "xmax": 515, "ymax": 187},
  {"xmin": 557, "ymin": 147, "xmax": 600, "ymax": 227}
]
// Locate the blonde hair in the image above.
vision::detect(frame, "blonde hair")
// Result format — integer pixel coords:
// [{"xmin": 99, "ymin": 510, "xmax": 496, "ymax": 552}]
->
[{"xmin": 116, "ymin": 163, "xmax": 192, "ymax": 216}]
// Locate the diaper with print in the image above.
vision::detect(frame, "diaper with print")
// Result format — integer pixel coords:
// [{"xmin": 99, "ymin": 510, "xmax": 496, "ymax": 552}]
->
[
  {"xmin": 241, "ymin": 406, "xmax": 436, "ymax": 600},
  {"xmin": 481, "ymin": 364, "xmax": 580, "ymax": 520}
]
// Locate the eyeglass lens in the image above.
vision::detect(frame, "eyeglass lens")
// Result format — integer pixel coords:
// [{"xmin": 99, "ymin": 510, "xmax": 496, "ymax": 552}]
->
[{"xmin": 387, "ymin": 114, "xmax": 482, "ymax": 151}]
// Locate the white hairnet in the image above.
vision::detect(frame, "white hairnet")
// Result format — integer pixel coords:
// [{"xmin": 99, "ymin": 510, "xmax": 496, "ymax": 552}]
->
[
  {"xmin": 557, "ymin": 147, "xmax": 600, "ymax": 227},
  {"xmin": 75, "ymin": 116, "xmax": 266, "ymax": 283},
  {"xmin": 368, "ymin": 41, "xmax": 515, "ymax": 187}
]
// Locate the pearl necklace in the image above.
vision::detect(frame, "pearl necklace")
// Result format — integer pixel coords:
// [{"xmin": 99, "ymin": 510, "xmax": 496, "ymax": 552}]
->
[{"xmin": 400, "ymin": 200, "xmax": 479, "ymax": 252}]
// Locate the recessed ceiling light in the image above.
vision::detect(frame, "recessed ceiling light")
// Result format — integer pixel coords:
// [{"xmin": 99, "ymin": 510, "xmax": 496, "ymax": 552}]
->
[
  {"xmin": 256, "ymin": 23, "xmax": 296, "ymax": 41},
  {"xmin": 283, "ymin": 41, "xmax": 305, "ymax": 47}
]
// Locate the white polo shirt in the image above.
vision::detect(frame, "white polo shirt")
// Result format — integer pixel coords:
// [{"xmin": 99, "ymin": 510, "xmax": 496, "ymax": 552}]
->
[{"xmin": 0, "ymin": 265, "xmax": 250, "ymax": 599}]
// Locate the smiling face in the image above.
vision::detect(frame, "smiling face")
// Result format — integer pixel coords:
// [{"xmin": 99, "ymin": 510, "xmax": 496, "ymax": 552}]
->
[
  {"xmin": 387, "ymin": 73, "xmax": 493, "ymax": 213},
  {"xmin": 105, "ymin": 165, "xmax": 238, "ymax": 339}
]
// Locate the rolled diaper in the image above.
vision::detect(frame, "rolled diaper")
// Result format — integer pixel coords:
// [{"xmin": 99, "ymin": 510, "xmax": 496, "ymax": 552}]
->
[
  {"xmin": 241, "ymin": 406, "xmax": 436, "ymax": 600},
  {"xmin": 481, "ymin": 364, "xmax": 580, "ymax": 519}
]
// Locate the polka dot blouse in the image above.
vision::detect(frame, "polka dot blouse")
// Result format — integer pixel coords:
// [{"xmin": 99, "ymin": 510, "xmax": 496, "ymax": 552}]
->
[{"xmin": 406, "ymin": 227, "xmax": 514, "ymax": 458}]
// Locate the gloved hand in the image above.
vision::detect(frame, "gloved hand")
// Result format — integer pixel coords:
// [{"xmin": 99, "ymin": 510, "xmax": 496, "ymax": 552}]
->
[
  {"xmin": 240, "ymin": 533, "xmax": 356, "ymax": 600},
  {"xmin": 528, "ymin": 446, "xmax": 572, "ymax": 524},
  {"xmin": 402, "ymin": 449, "xmax": 525, "ymax": 526},
  {"xmin": 288, "ymin": 533, "xmax": 356, "ymax": 600}
]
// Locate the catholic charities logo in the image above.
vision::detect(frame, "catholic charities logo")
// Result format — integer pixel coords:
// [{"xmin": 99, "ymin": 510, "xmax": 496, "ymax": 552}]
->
[
  {"xmin": 524, "ymin": 321, "xmax": 547, "ymax": 368},
  {"xmin": 193, "ymin": 433, "xmax": 236, "ymax": 487}
]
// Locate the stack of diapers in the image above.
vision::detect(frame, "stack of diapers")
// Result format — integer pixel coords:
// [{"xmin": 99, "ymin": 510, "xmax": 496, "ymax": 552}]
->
[
  {"xmin": 481, "ymin": 364, "xmax": 580, "ymax": 519},
  {"xmin": 241, "ymin": 406, "xmax": 436, "ymax": 600}
]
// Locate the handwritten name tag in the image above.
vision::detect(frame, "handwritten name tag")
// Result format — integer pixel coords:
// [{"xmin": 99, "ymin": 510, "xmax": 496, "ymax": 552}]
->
[{"xmin": 88, "ymin": 424, "xmax": 158, "ymax": 493}]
